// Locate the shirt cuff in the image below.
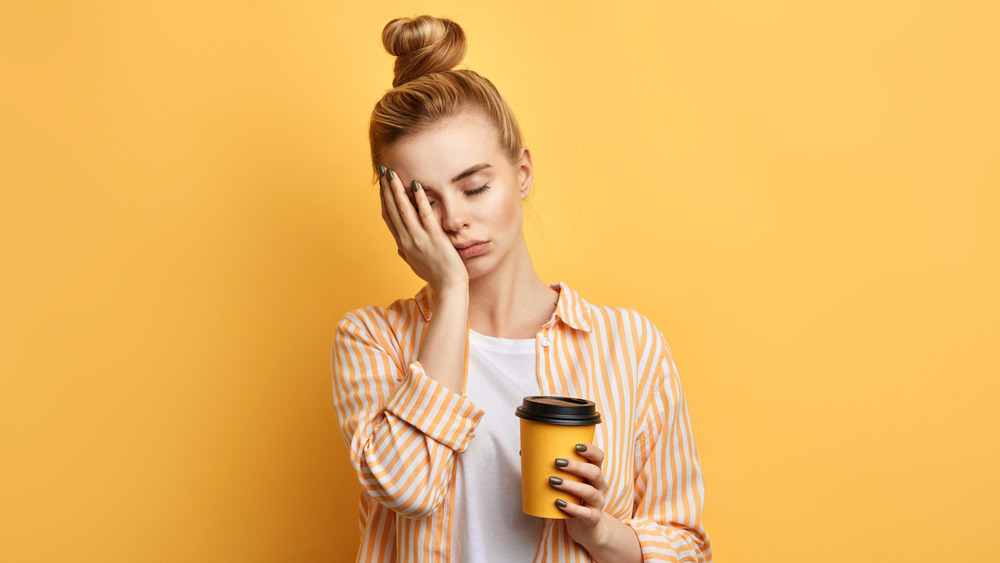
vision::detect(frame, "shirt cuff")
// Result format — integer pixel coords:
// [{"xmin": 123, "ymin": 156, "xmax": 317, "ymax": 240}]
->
[
  {"xmin": 383, "ymin": 361, "xmax": 484, "ymax": 452},
  {"xmin": 623, "ymin": 518, "xmax": 710, "ymax": 562}
]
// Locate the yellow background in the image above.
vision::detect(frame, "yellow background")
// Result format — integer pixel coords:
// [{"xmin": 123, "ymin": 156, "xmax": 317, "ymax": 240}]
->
[{"xmin": 2, "ymin": 1, "xmax": 998, "ymax": 561}]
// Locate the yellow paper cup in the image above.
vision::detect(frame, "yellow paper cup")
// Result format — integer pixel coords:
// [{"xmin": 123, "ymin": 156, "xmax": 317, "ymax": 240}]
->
[{"xmin": 516, "ymin": 396, "xmax": 602, "ymax": 519}]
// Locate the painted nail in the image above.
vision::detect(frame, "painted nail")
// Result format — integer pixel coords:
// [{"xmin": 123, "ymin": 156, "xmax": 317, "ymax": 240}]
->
[
  {"xmin": 411, "ymin": 180, "xmax": 421, "ymax": 192},
  {"xmin": 386, "ymin": 169, "xmax": 394, "ymax": 180},
  {"xmin": 555, "ymin": 499, "xmax": 568, "ymax": 508},
  {"xmin": 378, "ymin": 164, "xmax": 386, "ymax": 177},
  {"xmin": 554, "ymin": 458, "xmax": 569, "ymax": 468},
  {"xmin": 548, "ymin": 476, "xmax": 563, "ymax": 486},
  {"xmin": 576, "ymin": 444, "xmax": 587, "ymax": 452}
]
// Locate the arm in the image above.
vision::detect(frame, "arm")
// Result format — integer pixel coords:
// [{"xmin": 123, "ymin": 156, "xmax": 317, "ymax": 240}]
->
[
  {"xmin": 381, "ymin": 168, "xmax": 469, "ymax": 395},
  {"xmin": 332, "ymin": 311, "xmax": 482, "ymax": 519},
  {"xmin": 551, "ymin": 332, "xmax": 710, "ymax": 560},
  {"xmin": 549, "ymin": 315, "xmax": 709, "ymax": 561},
  {"xmin": 330, "ymin": 168, "xmax": 479, "ymax": 518},
  {"xmin": 622, "ymin": 337, "xmax": 711, "ymax": 562}
]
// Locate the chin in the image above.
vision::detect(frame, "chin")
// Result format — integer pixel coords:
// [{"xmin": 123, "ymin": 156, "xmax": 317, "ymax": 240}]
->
[{"xmin": 463, "ymin": 257, "xmax": 494, "ymax": 281}]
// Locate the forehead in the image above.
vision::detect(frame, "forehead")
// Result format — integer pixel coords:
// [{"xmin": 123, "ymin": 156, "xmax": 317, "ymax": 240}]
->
[{"xmin": 384, "ymin": 111, "xmax": 504, "ymax": 182}]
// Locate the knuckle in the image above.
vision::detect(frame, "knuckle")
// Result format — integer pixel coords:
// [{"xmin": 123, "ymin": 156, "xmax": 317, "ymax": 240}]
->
[{"xmin": 587, "ymin": 486, "xmax": 602, "ymax": 502}]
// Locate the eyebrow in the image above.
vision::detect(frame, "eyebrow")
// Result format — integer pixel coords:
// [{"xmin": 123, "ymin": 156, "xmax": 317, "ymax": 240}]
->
[{"xmin": 452, "ymin": 163, "xmax": 492, "ymax": 183}]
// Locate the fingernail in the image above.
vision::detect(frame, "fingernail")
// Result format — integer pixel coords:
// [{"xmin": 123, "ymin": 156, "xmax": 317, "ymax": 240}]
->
[
  {"xmin": 548, "ymin": 476, "xmax": 563, "ymax": 486},
  {"xmin": 576, "ymin": 444, "xmax": 587, "ymax": 452},
  {"xmin": 554, "ymin": 458, "xmax": 569, "ymax": 468},
  {"xmin": 411, "ymin": 180, "xmax": 421, "ymax": 192},
  {"xmin": 555, "ymin": 499, "xmax": 567, "ymax": 508},
  {"xmin": 386, "ymin": 169, "xmax": 394, "ymax": 180},
  {"xmin": 378, "ymin": 164, "xmax": 386, "ymax": 177}
]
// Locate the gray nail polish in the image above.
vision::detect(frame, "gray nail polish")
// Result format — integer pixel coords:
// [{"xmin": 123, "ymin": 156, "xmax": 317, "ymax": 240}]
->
[{"xmin": 548, "ymin": 476, "xmax": 563, "ymax": 485}]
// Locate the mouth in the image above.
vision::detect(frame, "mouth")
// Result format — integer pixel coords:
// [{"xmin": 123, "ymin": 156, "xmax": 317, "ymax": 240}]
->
[{"xmin": 454, "ymin": 240, "xmax": 489, "ymax": 260}]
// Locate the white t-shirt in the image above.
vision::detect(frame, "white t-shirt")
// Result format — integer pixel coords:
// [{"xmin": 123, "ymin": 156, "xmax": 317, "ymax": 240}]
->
[{"xmin": 450, "ymin": 329, "xmax": 544, "ymax": 562}]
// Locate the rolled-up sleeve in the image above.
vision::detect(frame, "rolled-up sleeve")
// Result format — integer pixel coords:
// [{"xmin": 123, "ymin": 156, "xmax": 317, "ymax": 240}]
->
[{"xmin": 332, "ymin": 311, "xmax": 483, "ymax": 519}]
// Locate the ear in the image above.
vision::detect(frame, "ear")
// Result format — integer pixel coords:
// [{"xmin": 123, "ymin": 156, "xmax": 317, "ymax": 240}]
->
[{"xmin": 516, "ymin": 146, "xmax": 533, "ymax": 200}]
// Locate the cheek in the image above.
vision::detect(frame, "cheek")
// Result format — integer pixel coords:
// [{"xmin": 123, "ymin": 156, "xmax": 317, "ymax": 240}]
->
[{"xmin": 493, "ymin": 193, "xmax": 522, "ymax": 230}]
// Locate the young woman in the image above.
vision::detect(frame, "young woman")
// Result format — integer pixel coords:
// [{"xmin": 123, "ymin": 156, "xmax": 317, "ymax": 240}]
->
[{"xmin": 332, "ymin": 15, "xmax": 711, "ymax": 563}]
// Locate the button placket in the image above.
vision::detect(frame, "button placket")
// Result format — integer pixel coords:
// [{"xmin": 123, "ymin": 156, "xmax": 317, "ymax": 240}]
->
[{"xmin": 536, "ymin": 333, "xmax": 552, "ymax": 394}]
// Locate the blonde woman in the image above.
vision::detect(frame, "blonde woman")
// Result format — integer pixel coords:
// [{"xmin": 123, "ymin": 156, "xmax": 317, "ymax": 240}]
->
[{"xmin": 332, "ymin": 15, "xmax": 711, "ymax": 562}]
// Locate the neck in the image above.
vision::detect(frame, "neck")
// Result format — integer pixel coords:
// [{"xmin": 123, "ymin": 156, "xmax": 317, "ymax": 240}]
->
[{"xmin": 467, "ymin": 237, "xmax": 558, "ymax": 339}]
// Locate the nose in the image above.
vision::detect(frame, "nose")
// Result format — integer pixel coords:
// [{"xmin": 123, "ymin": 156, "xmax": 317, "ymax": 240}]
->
[{"xmin": 437, "ymin": 198, "xmax": 470, "ymax": 234}]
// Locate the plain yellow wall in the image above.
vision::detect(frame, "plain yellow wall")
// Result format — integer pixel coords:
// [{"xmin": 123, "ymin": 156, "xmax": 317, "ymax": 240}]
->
[{"xmin": 2, "ymin": 1, "xmax": 998, "ymax": 561}]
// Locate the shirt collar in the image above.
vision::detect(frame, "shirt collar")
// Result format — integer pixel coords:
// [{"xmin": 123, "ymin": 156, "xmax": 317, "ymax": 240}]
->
[
  {"xmin": 548, "ymin": 281, "xmax": 593, "ymax": 333},
  {"xmin": 414, "ymin": 281, "xmax": 593, "ymax": 333}
]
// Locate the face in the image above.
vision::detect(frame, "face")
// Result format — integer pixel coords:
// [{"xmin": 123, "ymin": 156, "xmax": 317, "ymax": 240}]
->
[{"xmin": 382, "ymin": 110, "xmax": 533, "ymax": 281}]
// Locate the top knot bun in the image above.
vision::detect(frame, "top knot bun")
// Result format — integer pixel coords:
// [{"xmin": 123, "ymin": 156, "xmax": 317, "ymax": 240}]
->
[{"xmin": 382, "ymin": 16, "xmax": 467, "ymax": 87}]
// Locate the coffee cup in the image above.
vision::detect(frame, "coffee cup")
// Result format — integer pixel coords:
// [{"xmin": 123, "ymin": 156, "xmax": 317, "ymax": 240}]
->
[{"xmin": 515, "ymin": 396, "xmax": 602, "ymax": 518}]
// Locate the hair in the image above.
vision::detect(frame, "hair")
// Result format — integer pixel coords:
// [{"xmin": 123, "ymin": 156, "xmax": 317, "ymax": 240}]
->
[{"xmin": 369, "ymin": 16, "xmax": 524, "ymax": 177}]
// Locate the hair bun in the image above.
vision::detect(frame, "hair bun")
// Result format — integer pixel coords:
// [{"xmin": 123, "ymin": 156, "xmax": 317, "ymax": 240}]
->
[{"xmin": 382, "ymin": 16, "xmax": 467, "ymax": 87}]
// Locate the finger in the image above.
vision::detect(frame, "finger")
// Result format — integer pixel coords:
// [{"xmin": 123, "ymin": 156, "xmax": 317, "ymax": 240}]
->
[
  {"xmin": 380, "ymin": 170, "xmax": 405, "ymax": 245},
  {"xmin": 381, "ymin": 197, "xmax": 403, "ymax": 254},
  {"xmin": 382, "ymin": 169, "xmax": 415, "ymax": 230},
  {"xmin": 554, "ymin": 497, "xmax": 602, "ymax": 525},
  {"xmin": 378, "ymin": 168, "xmax": 389, "ymax": 223},
  {"xmin": 554, "ymin": 457, "xmax": 604, "ymax": 486},
  {"xmin": 392, "ymin": 178, "xmax": 426, "ymax": 236},
  {"xmin": 411, "ymin": 181, "xmax": 441, "ymax": 232},
  {"xmin": 574, "ymin": 443, "xmax": 605, "ymax": 468},
  {"xmin": 549, "ymin": 476, "xmax": 604, "ymax": 509}
]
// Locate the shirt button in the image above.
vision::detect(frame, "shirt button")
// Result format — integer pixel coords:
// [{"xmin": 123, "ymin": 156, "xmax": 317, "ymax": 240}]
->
[{"xmin": 540, "ymin": 337, "xmax": 552, "ymax": 347}]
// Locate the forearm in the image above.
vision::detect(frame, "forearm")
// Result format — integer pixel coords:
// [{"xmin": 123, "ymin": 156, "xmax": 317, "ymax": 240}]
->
[
  {"xmin": 349, "ymin": 380, "xmax": 479, "ymax": 518},
  {"xmin": 578, "ymin": 513, "xmax": 642, "ymax": 563},
  {"xmin": 332, "ymin": 312, "xmax": 483, "ymax": 518},
  {"xmin": 414, "ymin": 285, "xmax": 469, "ymax": 394}
]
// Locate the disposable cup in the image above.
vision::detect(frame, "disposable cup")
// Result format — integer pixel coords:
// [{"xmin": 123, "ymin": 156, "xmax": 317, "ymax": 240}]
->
[{"xmin": 515, "ymin": 396, "xmax": 602, "ymax": 519}]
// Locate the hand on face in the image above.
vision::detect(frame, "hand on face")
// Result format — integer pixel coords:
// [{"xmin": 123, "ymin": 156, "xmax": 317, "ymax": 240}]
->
[
  {"xmin": 551, "ymin": 443, "xmax": 612, "ymax": 546},
  {"xmin": 379, "ymin": 166, "xmax": 469, "ymax": 292}
]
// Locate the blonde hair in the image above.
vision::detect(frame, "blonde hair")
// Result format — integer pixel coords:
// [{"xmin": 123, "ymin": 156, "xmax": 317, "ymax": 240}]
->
[{"xmin": 369, "ymin": 16, "xmax": 524, "ymax": 176}]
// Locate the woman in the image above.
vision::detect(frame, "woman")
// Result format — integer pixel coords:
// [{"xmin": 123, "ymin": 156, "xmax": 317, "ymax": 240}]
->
[{"xmin": 332, "ymin": 15, "xmax": 710, "ymax": 562}]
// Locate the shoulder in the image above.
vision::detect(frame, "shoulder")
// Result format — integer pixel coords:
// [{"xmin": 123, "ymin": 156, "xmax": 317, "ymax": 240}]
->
[{"xmin": 560, "ymin": 283, "xmax": 667, "ymax": 346}]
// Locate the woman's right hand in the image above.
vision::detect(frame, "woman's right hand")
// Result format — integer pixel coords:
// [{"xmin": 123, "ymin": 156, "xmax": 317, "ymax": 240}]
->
[{"xmin": 379, "ymin": 167, "xmax": 469, "ymax": 293}]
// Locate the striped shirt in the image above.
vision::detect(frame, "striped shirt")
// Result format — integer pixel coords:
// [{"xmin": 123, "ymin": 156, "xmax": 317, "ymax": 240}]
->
[{"xmin": 331, "ymin": 282, "xmax": 711, "ymax": 562}]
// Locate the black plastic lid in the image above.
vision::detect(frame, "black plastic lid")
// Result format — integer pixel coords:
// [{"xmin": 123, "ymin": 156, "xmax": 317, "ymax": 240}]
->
[{"xmin": 515, "ymin": 396, "xmax": 602, "ymax": 426}]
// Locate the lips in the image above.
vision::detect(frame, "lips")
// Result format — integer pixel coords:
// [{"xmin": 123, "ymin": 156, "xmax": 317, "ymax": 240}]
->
[{"xmin": 454, "ymin": 240, "xmax": 489, "ymax": 260}]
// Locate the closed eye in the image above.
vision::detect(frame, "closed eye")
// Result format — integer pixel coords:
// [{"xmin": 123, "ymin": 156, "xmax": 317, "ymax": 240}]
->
[
  {"xmin": 427, "ymin": 185, "xmax": 491, "ymax": 207},
  {"xmin": 465, "ymin": 185, "xmax": 491, "ymax": 196}
]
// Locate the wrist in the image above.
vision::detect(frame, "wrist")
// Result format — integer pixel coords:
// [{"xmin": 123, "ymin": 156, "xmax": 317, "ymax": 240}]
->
[
  {"xmin": 432, "ymin": 281, "xmax": 469, "ymax": 302},
  {"xmin": 591, "ymin": 513, "xmax": 617, "ymax": 554},
  {"xmin": 579, "ymin": 514, "xmax": 641, "ymax": 563}
]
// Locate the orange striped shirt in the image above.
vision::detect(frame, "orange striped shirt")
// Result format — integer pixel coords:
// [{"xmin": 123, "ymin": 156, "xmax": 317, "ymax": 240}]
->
[{"xmin": 332, "ymin": 283, "xmax": 711, "ymax": 562}]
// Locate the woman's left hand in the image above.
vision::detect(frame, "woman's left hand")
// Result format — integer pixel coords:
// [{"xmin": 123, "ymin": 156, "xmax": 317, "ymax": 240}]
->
[
  {"xmin": 552, "ymin": 443, "xmax": 610, "ymax": 546},
  {"xmin": 552, "ymin": 444, "xmax": 642, "ymax": 562}
]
